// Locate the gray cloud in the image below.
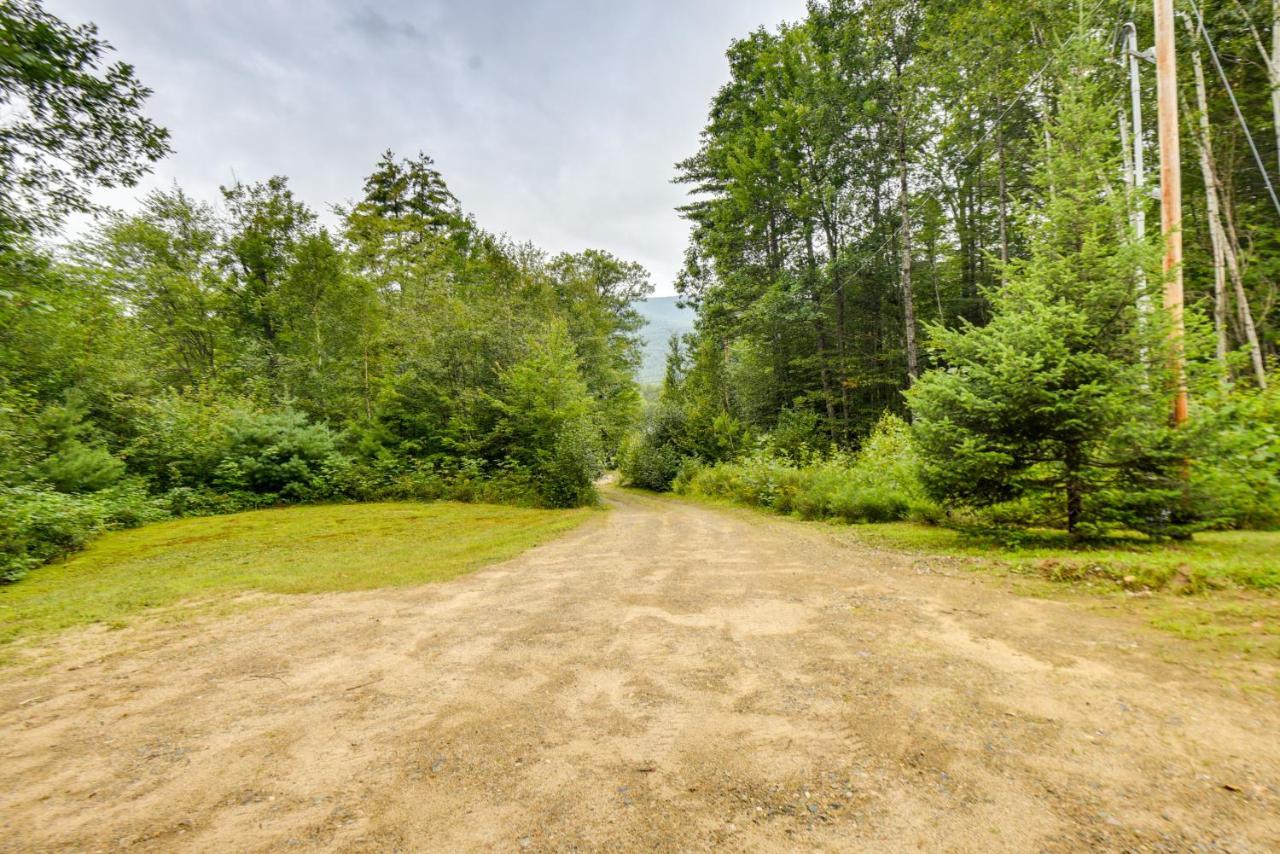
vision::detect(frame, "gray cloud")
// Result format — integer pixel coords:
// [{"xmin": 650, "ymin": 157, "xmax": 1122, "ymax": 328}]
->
[
  {"xmin": 46, "ymin": 0, "xmax": 808, "ymax": 295},
  {"xmin": 343, "ymin": 6, "xmax": 427, "ymax": 44}
]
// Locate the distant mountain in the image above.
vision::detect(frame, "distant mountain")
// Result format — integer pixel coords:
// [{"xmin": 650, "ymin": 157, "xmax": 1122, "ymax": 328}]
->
[{"xmin": 634, "ymin": 296, "xmax": 695, "ymax": 385}]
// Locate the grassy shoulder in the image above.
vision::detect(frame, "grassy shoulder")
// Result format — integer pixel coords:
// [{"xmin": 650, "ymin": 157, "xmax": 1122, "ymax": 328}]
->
[
  {"xmin": 853, "ymin": 523, "xmax": 1280, "ymax": 662},
  {"xmin": 0, "ymin": 501, "xmax": 594, "ymax": 649},
  {"xmin": 660, "ymin": 487, "xmax": 1280, "ymax": 662},
  {"xmin": 853, "ymin": 523, "xmax": 1280, "ymax": 592}
]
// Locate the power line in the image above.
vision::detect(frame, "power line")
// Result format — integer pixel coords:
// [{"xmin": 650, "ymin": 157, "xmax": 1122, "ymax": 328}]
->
[{"xmin": 1188, "ymin": 0, "xmax": 1280, "ymax": 217}]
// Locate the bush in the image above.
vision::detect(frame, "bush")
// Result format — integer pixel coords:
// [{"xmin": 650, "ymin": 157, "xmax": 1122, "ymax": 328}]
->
[
  {"xmin": 128, "ymin": 395, "xmax": 351, "ymax": 504},
  {"xmin": 215, "ymin": 409, "xmax": 350, "ymax": 501},
  {"xmin": 36, "ymin": 442, "xmax": 125, "ymax": 493},
  {"xmin": 535, "ymin": 422, "xmax": 602, "ymax": 508},
  {"xmin": 618, "ymin": 432, "xmax": 684, "ymax": 491},
  {"xmin": 762, "ymin": 408, "xmax": 829, "ymax": 463},
  {"xmin": 0, "ymin": 481, "xmax": 169, "ymax": 583},
  {"xmin": 1192, "ymin": 385, "xmax": 1280, "ymax": 529},
  {"xmin": 676, "ymin": 414, "xmax": 937, "ymax": 526},
  {"xmin": 618, "ymin": 402, "xmax": 692, "ymax": 491}
]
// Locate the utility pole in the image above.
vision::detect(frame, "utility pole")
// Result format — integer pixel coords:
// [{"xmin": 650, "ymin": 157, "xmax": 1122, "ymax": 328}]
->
[{"xmin": 1154, "ymin": 0, "xmax": 1189, "ymax": 425}]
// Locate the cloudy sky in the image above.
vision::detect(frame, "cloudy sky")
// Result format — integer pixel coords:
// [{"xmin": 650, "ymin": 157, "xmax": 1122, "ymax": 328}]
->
[{"xmin": 46, "ymin": 0, "xmax": 807, "ymax": 295}]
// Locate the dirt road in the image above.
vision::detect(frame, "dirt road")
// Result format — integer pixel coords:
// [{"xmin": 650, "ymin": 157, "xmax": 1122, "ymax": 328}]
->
[{"xmin": 2, "ymin": 488, "xmax": 1277, "ymax": 852}]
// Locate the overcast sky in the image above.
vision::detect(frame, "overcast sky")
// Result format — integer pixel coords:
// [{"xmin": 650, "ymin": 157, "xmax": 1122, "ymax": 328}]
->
[{"xmin": 46, "ymin": 1, "xmax": 807, "ymax": 295}]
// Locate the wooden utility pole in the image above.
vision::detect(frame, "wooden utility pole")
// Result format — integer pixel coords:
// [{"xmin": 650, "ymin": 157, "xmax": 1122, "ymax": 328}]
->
[{"xmin": 1155, "ymin": 0, "xmax": 1189, "ymax": 425}]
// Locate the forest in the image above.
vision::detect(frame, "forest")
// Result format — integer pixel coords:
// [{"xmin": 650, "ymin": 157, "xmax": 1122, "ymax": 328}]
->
[
  {"xmin": 0, "ymin": 1, "xmax": 654, "ymax": 580},
  {"xmin": 621, "ymin": 0, "xmax": 1279, "ymax": 542},
  {"xmin": 2, "ymin": 0, "xmax": 1279, "ymax": 586}
]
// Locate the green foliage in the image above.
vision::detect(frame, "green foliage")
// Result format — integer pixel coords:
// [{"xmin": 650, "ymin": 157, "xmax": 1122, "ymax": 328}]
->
[
  {"xmin": 762, "ymin": 408, "xmax": 830, "ymax": 463},
  {"xmin": 490, "ymin": 326, "xmax": 604, "ymax": 507},
  {"xmin": 908, "ymin": 31, "xmax": 1193, "ymax": 541},
  {"xmin": 618, "ymin": 431, "xmax": 685, "ymax": 492},
  {"xmin": 0, "ymin": 0, "xmax": 170, "ymax": 241},
  {"xmin": 1193, "ymin": 385, "xmax": 1280, "ymax": 528},
  {"xmin": 36, "ymin": 442, "xmax": 124, "ymax": 493},
  {"xmin": 666, "ymin": 0, "xmax": 1275, "ymax": 540},
  {"xmin": 0, "ymin": 481, "xmax": 168, "ymax": 582},
  {"xmin": 0, "ymin": 37, "xmax": 650, "ymax": 578},
  {"xmin": 618, "ymin": 402, "xmax": 695, "ymax": 491},
  {"xmin": 676, "ymin": 413, "xmax": 936, "ymax": 525},
  {"xmin": 213, "ymin": 409, "xmax": 349, "ymax": 502}
]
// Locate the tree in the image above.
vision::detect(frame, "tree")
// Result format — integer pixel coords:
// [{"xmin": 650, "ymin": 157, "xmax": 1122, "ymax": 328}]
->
[
  {"xmin": 88, "ymin": 187, "xmax": 224, "ymax": 389},
  {"xmin": 0, "ymin": 0, "xmax": 169, "ymax": 241},
  {"xmin": 908, "ymin": 31, "xmax": 1190, "ymax": 539},
  {"xmin": 489, "ymin": 324, "xmax": 603, "ymax": 507},
  {"xmin": 220, "ymin": 176, "xmax": 316, "ymax": 386}
]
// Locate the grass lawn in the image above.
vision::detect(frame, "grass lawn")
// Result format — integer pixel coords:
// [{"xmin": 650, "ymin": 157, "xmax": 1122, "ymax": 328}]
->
[{"xmin": 0, "ymin": 501, "xmax": 593, "ymax": 649}]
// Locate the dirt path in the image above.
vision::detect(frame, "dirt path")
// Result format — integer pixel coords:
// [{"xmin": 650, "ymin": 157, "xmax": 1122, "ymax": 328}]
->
[{"xmin": 1, "ymin": 488, "xmax": 1277, "ymax": 852}]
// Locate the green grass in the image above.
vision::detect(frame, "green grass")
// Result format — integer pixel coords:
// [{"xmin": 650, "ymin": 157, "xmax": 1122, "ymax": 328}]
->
[
  {"xmin": 850, "ymin": 523, "xmax": 1280, "ymax": 592},
  {"xmin": 0, "ymin": 501, "xmax": 593, "ymax": 648}
]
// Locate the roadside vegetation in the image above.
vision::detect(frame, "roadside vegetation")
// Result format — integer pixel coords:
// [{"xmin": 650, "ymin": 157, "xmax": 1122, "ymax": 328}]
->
[
  {"xmin": 623, "ymin": 4, "xmax": 1278, "ymax": 553},
  {"xmin": 3, "ymin": 0, "xmax": 1279, "ymax": 649},
  {"xmin": 0, "ymin": 501, "xmax": 592, "ymax": 651},
  {"xmin": 0, "ymin": 2, "xmax": 648, "ymax": 584}
]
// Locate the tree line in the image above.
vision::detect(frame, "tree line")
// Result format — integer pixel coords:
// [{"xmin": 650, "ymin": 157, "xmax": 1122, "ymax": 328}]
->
[
  {"xmin": 1, "ymin": 1, "xmax": 650, "ymax": 580},
  {"xmin": 626, "ymin": 0, "xmax": 1278, "ymax": 538}
]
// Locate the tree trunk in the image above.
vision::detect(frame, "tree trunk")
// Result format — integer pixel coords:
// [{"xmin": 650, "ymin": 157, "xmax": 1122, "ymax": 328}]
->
[
  {"xmin": 806, "ymin": 231, "xmax": 839, "ymax": 439},
  {"xmin": 1065, "ymin": 441, "xmax": 1083, "ymax": 540},
  {"xmin": 824, "ymin": 220, "xmax": 851, "ymax": 439},
  {"xmin": 1218, "ymin": 192, "xmax": 1268, "ymax": 388},
  {"xmin": 1188, "ymin": 40, "xmax": 1232, "ymax": 380},
  {"xmin": 1187, "ymin": 34, "xmax": 1267, "ymax": 389},
  {"xmin": 1273, "ymin": 0, "xmax": 1280, "ymax": 178},
  {"xmin": 897, "ymin": 95, "xmax": 919, "ymax": 384},
  {"xmin": 997, "ymin": 110, "xmax": 1010, "ymax": 271}
]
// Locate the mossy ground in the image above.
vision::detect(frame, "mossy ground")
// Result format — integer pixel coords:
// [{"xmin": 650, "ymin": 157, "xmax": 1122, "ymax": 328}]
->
[{"xmin": 0, "ymin": 501, "xmax": 594, "ymax": 649}]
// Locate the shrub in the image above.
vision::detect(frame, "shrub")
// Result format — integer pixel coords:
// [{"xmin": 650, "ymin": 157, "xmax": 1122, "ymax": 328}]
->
[
  {"xmin": 534, "ymin": 421, "xmax": 603, "ymax": 508},
  {"xmin": 675, "ymin": 413, "xmax": 938, "ymax": 526},
  {"xmin": 618, "ymin": 402, "xmax": 691, "ymax": 491},
  {"xmin": 0, "ymin": 481, "xmax": 168, "ymax": 583},
  {"xmin": 215, "ymin": 409, "xmax": 350, "ymax": 501},
  {"xmin": 128, "ymin": 395, "xmax": 351, "ymax": 503},
  {"xmin": 36, "ymin": 442, "xmax": 124, "ymax": 493},
  {"xmin": 1192, "ymin": 385, "xmax": 1280, "ymax": 529},
  {"xmin": 126, "ymin": 392, "xmax": 248, "ymax": 491},
  {"xmin": 762, "ymin": 408, "xmax": 829, "ymax": 463}
]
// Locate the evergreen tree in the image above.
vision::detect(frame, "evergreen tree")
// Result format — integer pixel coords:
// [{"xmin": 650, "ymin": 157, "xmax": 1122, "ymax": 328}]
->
[{"xmin": 907, "ymin": 32, "xmax": 1189, "ymax": 539}]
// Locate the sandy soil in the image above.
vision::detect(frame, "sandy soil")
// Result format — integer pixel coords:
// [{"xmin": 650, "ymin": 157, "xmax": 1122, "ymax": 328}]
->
[{"xmin": 1, "ymin": 487, "xmax": 1278, "ymax": 852}]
